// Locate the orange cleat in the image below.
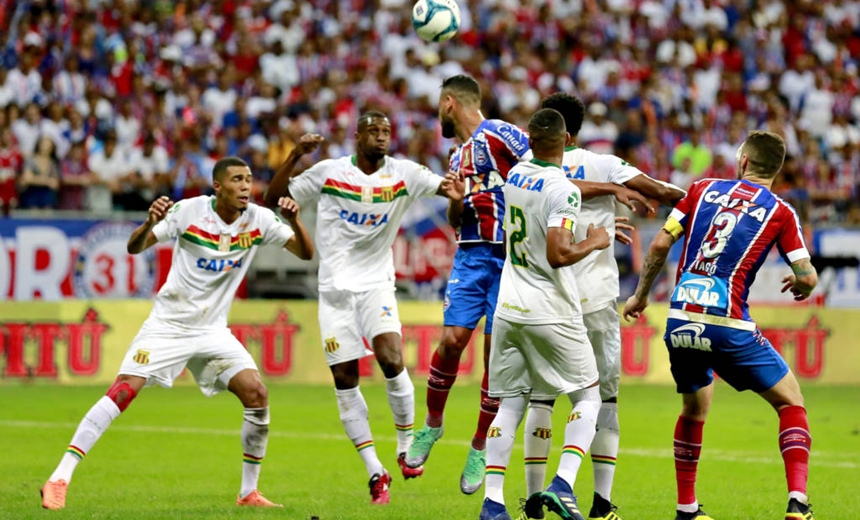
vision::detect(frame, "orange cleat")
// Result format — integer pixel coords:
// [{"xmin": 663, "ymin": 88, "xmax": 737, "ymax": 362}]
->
[
  {"xmin": 41, "ymin": 479, "xmax": 68, "ymax": 510},
  {"xmin": 398, "ymin": 453, "xmax": 424, "ymax": 479},
  {"xmin": 236, "ymin": 490, "xmax": 283, "ymax": 507}
]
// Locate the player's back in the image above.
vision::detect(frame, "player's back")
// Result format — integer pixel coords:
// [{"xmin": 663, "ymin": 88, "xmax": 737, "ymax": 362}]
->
[
  {"xmin": 495, "ymin": 160, "xmax": 584, "ymax": 326},
  {"xmin": 669, "ymin": 178, "xmax": 808, "ymax": 324}
]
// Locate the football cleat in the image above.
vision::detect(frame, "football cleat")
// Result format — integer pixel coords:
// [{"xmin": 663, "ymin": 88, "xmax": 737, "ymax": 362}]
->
[
  {"xmin": 785, "ymin": 498, "xmax": 814, "ymax": 520},
  {"xmin": 40, "ymin": 479, "xmax": 68, "ymax": 510},
  {"xmin": 398, "ymin": 452, "xmax": 424, "ymax": 479},
  {"xmin": 369, "ymin": 471, "xmax": 391, "ymax": 505},
  {"xmin": 405, "ymin": 425, "xmax": 443, "ymax": 468},
  {"xmin": 518, "ymin": 496, "xmax": 545, "ymax": 519},
  {"xmin": 674, "ymin": 506, "xmax": 714, "ymax": 520},
  {"xmin": 236, "ymin": 490, "xmax": 283, "ymax": 507},
  {"xmin": 460, "ymin": 447, "xmax": 487, "ymax": 495},
  {"xmin": 588, "ymin": 492, "xmax": 622, "ymax": 520},
  {"xmin": 539, "ymin": 476, "xmax": 585, "ymax": 520},
  {"xmin": 479, "ymin": 498, "xmax": 513, "ymax": 520}
]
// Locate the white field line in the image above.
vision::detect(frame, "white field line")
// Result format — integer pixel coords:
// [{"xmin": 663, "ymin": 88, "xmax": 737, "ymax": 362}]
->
[{"xmin": 2, "ymin": 420, "xmax": 856, "ymax": 469}]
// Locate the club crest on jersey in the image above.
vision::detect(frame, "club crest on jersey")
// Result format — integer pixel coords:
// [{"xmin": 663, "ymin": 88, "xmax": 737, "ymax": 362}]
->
[
  {"xmin": 507, "ymin": 172, "xmax": 545, "ymax": 192},
  {"xmin": 703, "ymin": 190, "xmax": 768, "ymax": 222},
  {"xmin": 236, "ymin": 232, "xmax": 254, "ymax": 249},
  {"xmin": 196, "ymin": 257, "xmax": 243, "ymax": 272},
  {"xmin": 339, "ymin": 210, "xmax": 389, "ymax": 226},
  {"xmin": 669, "ymin": 322, "xmax": 713, "ymax": 352},
  {"xmin": 324, "ymin": 337, "xmax": 340, "ymax": 353},
  {"xmin": 487, "ymin": 426, "xmax": 502, "ymax": 438},
  {"xmin": 532, "ymin": 427, "xmax": 552, "ymax": 439},
  {"xmin": 133, "ymin": 349, "xmax": 150, "ymax": 365},
  {"xmin": 568, "ymin": 411, "xmax": 582, "ymax": 422}
]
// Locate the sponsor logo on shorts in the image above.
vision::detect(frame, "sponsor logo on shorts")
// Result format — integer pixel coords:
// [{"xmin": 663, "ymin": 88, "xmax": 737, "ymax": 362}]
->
[
  {"xmin": 487, "ymin": 426, "xmax": 502, "ymax": 438},
  {"xmin": 380, "ymin": 306, "xmax": 393, "ymax": 317},
  {"xmin": 324, "ymin": 337, "xmax": 340, "ymax": 353},
  {"xmin": 133, "ymin": 349, "xmax": 150, "ymax": 365},
  {"xmin": 501, "ymin": 302, "xmax": 531, "ymax": 314},
  {"xmin": 669, "ymin": 323, "xmax": 713, "ymax": 352},
  {"xmin": 532, "ymin": 427, "xmax": 552, "ymax": 439},
  {"xmin": 568, "ymin": 411, "xmax": 582, "ymax": 422}
]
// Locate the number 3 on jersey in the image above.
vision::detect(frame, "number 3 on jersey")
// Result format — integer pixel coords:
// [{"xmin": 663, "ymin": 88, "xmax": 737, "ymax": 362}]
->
[
  {"xmin": 508, "ymin": 205, "xmax": 528, "ymax": 267},
  {"xmin": 701, "ymin": 211, "xmax": 738, "ymax": 259}
]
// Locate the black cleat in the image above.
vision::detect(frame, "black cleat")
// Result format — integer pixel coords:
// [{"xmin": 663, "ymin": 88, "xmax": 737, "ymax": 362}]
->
[
  {"xmin": 785, "ymin": 498, "xmax": 814, "ymax": 520},
  {"xmin": 588, "ymin": 492, "xmax": 621, "ymax": 520},
  {"xmin": 674, "ymin": 505, "xmax": 714, "ymax": 520}
]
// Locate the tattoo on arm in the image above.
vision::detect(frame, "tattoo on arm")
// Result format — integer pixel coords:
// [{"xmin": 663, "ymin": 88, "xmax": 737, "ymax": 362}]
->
[
  {"xmin": 791, "ymin": 258, "xmax": 815, "ymax": 277},
  {"xmin": 635, "ymin": 250, "xmax": 667, "ymax": 300}
]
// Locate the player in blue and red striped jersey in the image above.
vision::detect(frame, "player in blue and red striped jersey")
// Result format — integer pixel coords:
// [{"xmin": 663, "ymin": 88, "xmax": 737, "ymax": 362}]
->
[{"xmin": 623, "ymin": 131, "xmax": 817, "ymax": 520}]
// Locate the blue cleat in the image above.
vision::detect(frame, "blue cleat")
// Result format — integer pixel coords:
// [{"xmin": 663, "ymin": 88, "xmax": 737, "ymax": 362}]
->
[
  {"xmin": 480, "ymin": 498, "xmax": 513, "ymax": 520},
  {"xmin": 539, "ymin": 476, "xmax": 585, "ymax": 520}
]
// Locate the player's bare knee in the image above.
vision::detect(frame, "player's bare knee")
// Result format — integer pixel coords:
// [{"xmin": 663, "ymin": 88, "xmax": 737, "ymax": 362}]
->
[
  {"xmin": 331, "ymin": 365, "xmax": 359, "ymax": 390},
  {"xmin": 439, "ymin": 328, "xmax": 471, "ymax": 357},
  {"xmin": 240, "ymin": 382, "xmax": 268, "ymax": 408}
]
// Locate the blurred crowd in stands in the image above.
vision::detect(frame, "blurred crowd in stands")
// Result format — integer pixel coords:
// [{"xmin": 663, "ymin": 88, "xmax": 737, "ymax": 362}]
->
[{"xmin": 0, "ymin": 0, "xmax": 859, "ymax": 227}]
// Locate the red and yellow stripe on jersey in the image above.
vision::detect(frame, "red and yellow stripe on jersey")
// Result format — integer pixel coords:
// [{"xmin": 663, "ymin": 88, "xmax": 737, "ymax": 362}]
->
[
  {"xmin": 321, "ymin": 179, "xmax": 409, "ymax": 203},
  {"xmin": 181, "ymin": 225, "xmax": 263, "ymax": 251}
]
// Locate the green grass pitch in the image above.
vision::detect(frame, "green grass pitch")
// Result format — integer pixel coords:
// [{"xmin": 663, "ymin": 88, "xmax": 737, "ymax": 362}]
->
[{"xmin": 1, "ymin": 383, "xmax": 858, "ymax": 520}]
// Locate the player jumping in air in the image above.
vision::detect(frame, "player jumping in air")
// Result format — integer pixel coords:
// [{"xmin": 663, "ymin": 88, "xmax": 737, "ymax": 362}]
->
[
  {"xmin": 480, "ymin": 108, "xmax": 610, "ymax": 520},
  {"xmin": 519, "ymin": 93, "xmax": 686, "ymax": 520},
  {"xmin": 40, "ymin": 157, "xmax": 314, "ymax": 510},
  {"xmin": 623, "ymin": 131, "xmax": 817, "ymax": 520},
  {"xmin": 263, "ymin": 112, "xmax": 461, "ymax": 505}
]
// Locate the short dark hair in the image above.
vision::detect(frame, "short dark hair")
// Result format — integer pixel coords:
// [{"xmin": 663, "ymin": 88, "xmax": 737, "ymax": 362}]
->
[
  {"xmin": 441, "ymin": 75, "xmax": 481, "ymax": 107},
  {"xmin": 540, "ymin": 93, "xmax": 585, "ymax": 136},
  {"xmin": 740, "ymin": 130, "xmax": 786, "ymax": 178},
  {"xmin": 357, "ymin": 110, "xmax": 389, "ymax": 132},
  {"xmin": 528, "ymin": 108, "xmax": 567, "ymax": 150},
  {"xmin": 213, "ymin": 156, "xmax": 249, "ymax": 182}
]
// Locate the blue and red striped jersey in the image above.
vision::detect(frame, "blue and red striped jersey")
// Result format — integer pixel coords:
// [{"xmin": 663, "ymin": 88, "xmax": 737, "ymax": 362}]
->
[
  {"xmin": 449, "ymin": 119, "xmax": 530, "ymax": 243},
  {"xmin": 667, "ymin": 178, "xmax": 810, "ymax": 324}
]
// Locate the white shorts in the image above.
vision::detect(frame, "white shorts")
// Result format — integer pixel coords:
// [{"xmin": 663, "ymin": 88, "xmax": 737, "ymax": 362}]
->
[
  {"xmin": 489, "ymin": 317, "xmax": 599, "ymax": 401},
  {"xmin": 319, "ymin": 288, "xmax": 402, "ymax": 366},
  {"xmin": 583, "ymin": 305, "xmax": 622, "ymax": 400},
  {"xmin": 118, "ymin": 319, "xmax": 258, "ymax": 397}
]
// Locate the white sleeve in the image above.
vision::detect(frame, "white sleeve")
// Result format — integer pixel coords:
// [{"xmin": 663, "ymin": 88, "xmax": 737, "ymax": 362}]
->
[
  {"xmin": 288, "ymin": 161, "xmax": 327, "ymax": 207},
  {"xmin": 259, "ymin": 207, "xmax": 296, "ymax": 247},
  {"xmin": 405, "ymin": 161, "xmax": 443, "ymax": 199},
  {"xmin": 151, "ymin": 199, "xmax": 189, "ymax": 242},
  {"xmin": 546, "ymin": 181, "xmax": 581, "ymax": 233},
  {"xmin": 591, "ymin": 153, "xmax": 644, "ymax": 185}
]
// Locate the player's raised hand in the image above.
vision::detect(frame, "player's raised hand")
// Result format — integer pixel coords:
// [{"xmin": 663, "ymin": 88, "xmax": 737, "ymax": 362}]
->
[
  {"xmin": 614, "ymin": 186, "xmax": 655, "ymax": 214},
  {"xmin": 295, "ymin": 133, "xmax": 325, "ymax": 155},
  {"xmin": 441, "ymin": 170, "xmax": 465, "ymax": 201},
  {"xmin": 615, "ymin": 216, "xmax": 635, "ymax": 246},
  {"xmin": 780, "ymin": 274, "xmax": 810, "ymax": 301},
  {"xmin": 622, "ymin": 294, "xmax": 648, "ymax": 322},
  {"xmin": 147, "ymin": 196, "xmax": 174, "ymax": 225},
  {"xmin": 586, "ymin": 223, "xmax": 611, "ymax": 250},
  {"xmin": 278, "ymin": 196, "xmax": 301, "ymax": 222}
]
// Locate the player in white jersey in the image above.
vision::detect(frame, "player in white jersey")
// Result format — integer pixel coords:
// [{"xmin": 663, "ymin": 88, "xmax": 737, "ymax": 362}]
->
[
  {"xmin": 479, "ymin": 108, "xmax": 611, "ymax": 520},
  {"xmin": 263, "ymin": 111, "xmax": 461, "ymax": 505},
  {"xmin": 518, "ymin": 93, "xmax": 687, "ymax": 520},
  {"xmin": 40, "ymin": 157, "xmax": 314, "ymax": 511}
]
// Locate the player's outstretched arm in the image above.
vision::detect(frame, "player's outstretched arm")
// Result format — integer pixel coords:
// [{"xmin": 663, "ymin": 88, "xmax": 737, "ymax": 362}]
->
[
  {"xmin": 623, "ymin": 229, "xmax": 676, "ymax": 321},
  {"xmin": 623, "ymin": 175, "xmax": 686, "ymax": 206},
  {"xmin": 127, "ymin": 196, "xmax": 173, "ymax": 254},
  {"xmin": 277, "ymin": 196, "xmax": 314, "ymax": 260},
  {"xmin": 781, "ymin": 258, "xmax": 818, "ymax": 301},
  {"xmin": 570, "ymin": 180, "xmax": 655, "ymax": 213},
  {"xmin": 546, "ymin": 223, "xmax": 611, "ymax": 269},
  {"xmin": 263, "ymin": 133, "xmax": 324, "ymax": 207}
]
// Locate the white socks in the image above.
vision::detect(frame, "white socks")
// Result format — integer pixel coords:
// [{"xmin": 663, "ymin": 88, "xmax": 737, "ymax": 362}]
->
[
  {"xmin": 385, "ymin": 369, "xmax": 415, "ymax": 455},
  {"xmin": 50, "ymin": 396, "xmax": 121, "ymax": 483},
  {"xmin": 240, "ymin": 407, "xmax": 270, "ymax": 498},
  {"xmin": 591, "ymin": 402, "xmax": 620, "ymax": 500},
  {"xmin": 336, "ymin": 386, "xmax": 384, "ymax": 477},
  {"xmin": 524, "ymin": 401, "xmax": 554, "ymax": 495},
  {"xmin": 557, "ymin": 387, "xmax": 600, "ymax": 490},
  {"xmin": 484, "ymin": 395, "xmax": 527, "ymax": 505}
]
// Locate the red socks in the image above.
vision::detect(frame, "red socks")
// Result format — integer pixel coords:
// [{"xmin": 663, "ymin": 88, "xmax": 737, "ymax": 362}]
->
[
  {"xmin": 473, "ymin": 371, "xmax": 500, "ymax": 450},
  {"xmin": 674, "ymin": 415, "xmax": 704, "ymax": 506},
  {"xmin": 778, "ymin": 405, "xmax": 812, "ymax": 496},
  {"xmin": 426, "ymin": 351, "xmax": 460, "ymax": 426}
]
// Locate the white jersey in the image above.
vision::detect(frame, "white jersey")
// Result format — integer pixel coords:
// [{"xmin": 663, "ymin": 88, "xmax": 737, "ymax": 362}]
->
[
  {"xmin": 150, "ymin": 196, "xmax": 295, "ymax": 328},
  {"xmin": 496, "ymin": 159, "xmax": 586, "ymax": 326},
  {"xmin": 563, "ymin": 146, "xmax": 643, "ymax": 314},
  {"xmin": 289, "ymin": 155, "xmax": 443, "ymax": 292}
]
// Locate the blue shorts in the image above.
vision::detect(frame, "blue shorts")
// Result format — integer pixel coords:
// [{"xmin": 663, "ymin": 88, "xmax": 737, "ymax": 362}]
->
[
  {"xmin": 664, "ymin": 318, "xmax": 789, "ymax": 394},
  {"xmin": 443, "ymin": 243, "xmax": 505, "ymax": 334}
]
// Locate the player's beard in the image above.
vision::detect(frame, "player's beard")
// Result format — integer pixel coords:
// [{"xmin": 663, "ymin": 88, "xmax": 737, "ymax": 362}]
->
[{"xmin": 441, "ymin": 117, "xmax": 456, "ymax": 139}]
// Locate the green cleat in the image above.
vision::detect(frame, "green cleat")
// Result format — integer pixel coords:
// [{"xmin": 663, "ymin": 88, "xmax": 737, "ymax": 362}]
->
[
  {"xmin": 460, "ymin": 447, "xmax": 486, "ymax": 494},
  {"xmin": 404, "ymin": 425, "xmax": 443, "ymax": 468}
]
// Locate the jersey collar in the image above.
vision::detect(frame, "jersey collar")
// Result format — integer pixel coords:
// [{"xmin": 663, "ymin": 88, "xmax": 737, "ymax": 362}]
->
[
  {"xmin": 564, "ymin": 145, "xmax": 578, "ymax": 152},
  {"xmin": 529, "ymin": 157, "xmax": 562, "ymax": 169}
]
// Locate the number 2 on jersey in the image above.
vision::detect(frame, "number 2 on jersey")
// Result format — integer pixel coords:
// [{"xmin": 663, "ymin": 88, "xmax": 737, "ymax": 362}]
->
[
  {"xmin": 701, "ymin": 211, "xmax": 738, "ymax": 259},
  {"xmin": 508, "ymin": 205, "xmax": 528, "ymax": 267}
]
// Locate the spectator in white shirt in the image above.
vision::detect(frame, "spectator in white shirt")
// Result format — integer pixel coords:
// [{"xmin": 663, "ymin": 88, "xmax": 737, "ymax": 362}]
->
[
  {"xmin": 800, "ymin": 75, "xmax": 835, "ymax": 138},
  {"xmin": 260, "ymin": 41, "xmax": 299, "ymax": 93},
  {"xmin": 779, "ymin": 54, "xmax": 816, "ymax": 113},
  {"xmin": 6, "ymin": 51, "xmax": 43, "ymax": 107},
  {"xmin": 39, "ymin": 102, "xmax": 71, "ymax": 158},
  {"xmin": 53, "ymin": 55, "xmax": 88, "ymax": 107},
  {"xmin": 128, "ymin": 134, "xmax": 170, "ymax": 200},
  {"xmin": 579, "ymin": 102, "xmax": 619, "ymax": 155},
  {"xmin": 114, "ymin": 100, "xmax": 141, "ymax": 155},
  {"xmin": 86, "ymin": 131, "xmax": 128, "ymax": 213},
  {"xmin": 12, "ymin": 103, "xmax": 42, "ymax": 159}
]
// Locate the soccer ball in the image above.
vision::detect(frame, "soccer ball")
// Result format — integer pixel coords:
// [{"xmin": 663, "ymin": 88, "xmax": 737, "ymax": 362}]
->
[{"xmin": 412, "ymin": 0, "xmax": 461, "ymax": 42}]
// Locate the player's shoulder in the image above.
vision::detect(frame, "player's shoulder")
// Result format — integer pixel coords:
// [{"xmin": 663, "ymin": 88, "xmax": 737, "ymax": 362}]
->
[
  {"xmin": 481, "ymin": 119, "xmax": 529, "ymax": 151},
  {"xmin": 170, "ymin": 195, "xmax": 210, "ymax": 215},
  {"xmin": 770, "ymin": 191, "xmax": 802, "ymax": 221}
]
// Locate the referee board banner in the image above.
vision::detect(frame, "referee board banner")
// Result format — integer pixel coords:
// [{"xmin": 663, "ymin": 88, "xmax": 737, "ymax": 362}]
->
[{"xmin": 0, "ymin": 301, "xmax": 854, "ymax": 386}]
